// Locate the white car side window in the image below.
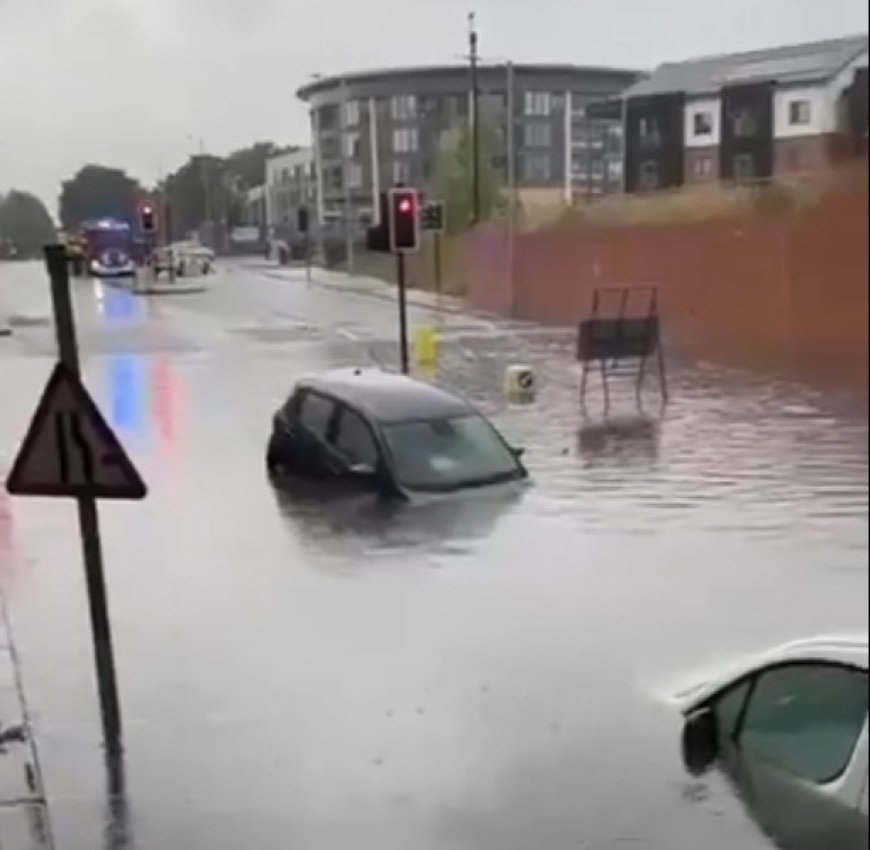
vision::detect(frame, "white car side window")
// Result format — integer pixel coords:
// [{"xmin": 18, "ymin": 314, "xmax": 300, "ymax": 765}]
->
[{"xmin": 739, "ymin": 663, "xmax": 868, "ymax": 784}]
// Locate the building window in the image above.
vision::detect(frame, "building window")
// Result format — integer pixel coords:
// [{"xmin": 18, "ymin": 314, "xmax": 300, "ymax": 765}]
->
[
  {"xmin": 390, "ymin": 94, "xmax": 417, "ymax": 121},
  {"xmin": 693, "ymin": 156, "xmax": 713, "ymax": 179},
  {"xmin": 392, "ymin": 127, "xmax": 418, "ymax": 153},
  {"xmin": 638, "ymin": 117, "xmax": 662, "ymax": 147},
  {"xmin": 733, "ymin": 153, "xmax": 755, "ymax": 182},
  {"xmin": 524, "ymin": 91, "xmax": 551, "ymax": 117},
  {"xmin": 522, "ymin": 151, "xmax": 552, "ymax": 182},
  {"xmin": 342, "ymin": 99, "xmax": 360, "ymax": 127},
  {"xmin": 693, "ymin": 111, "xmax": 713, "ymax": 137},
  {"xmin": 732, "ymin": 109, "xmax": 759, "ymax": 138},
  {"xmin": 789, "ymin": 99, "xmax": 812, "ymax": 126},
  {"xmin": 606, "ymin": 158, "xmax": 623, "ymax": 182},
  {"xmin": 343, "ymin": 132, "xmax": 361, "ymax": 158},
  {"xmin": 639, "ymin": 160, "xmax": 659, "ymax": 190},
  {"xmin": 524, "ymin": 122, "xmax": 552, "ymax": 148},
  {"xmin": 392, "ymin": 160, "xmax": 411, "ymax": 186},
  {"xmin": 590, "ymin": 160, "xmax": 605, "ymax": 180},
  {"xmin": 346, "ymin": 162, "xmax": 363, "ymax": 189}
]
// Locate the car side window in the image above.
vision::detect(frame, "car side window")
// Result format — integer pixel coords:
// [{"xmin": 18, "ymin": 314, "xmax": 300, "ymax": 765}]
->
[
  {"xmin": 737, "ymin": 663, "xmax": 868, "ymax": 784},
  {"xmin": 297, "ymin": 392, "xmax": 336, "ymax": 441},
  {"xmin": 333, "ymin": 407, "xmax": 379, "ymax": 468}
]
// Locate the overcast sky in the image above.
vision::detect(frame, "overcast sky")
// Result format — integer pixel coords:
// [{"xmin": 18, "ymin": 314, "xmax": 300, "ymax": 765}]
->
[{"xmin": 1, "ymin": 0, "xmax": 867, "ymax": 211}]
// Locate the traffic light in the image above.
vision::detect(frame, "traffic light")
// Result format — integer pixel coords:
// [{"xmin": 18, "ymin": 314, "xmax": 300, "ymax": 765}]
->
[
  {"xmin": 388, "ymin": 187, "xmax": 419, "ymax": 253},
  {"xmin": 421, "ymin": 200, "xmax": 445, "ymax": 233},
  {"xmin": 297, "ymin": 206, "xmax": 309, "ymax": 234},
  {"xmin": 140, "ymin": 204, "xmax": 157, "ymax": 234}
]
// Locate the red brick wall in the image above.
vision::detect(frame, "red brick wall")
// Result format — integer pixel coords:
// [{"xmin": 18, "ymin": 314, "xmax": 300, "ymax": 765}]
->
[{"xmin": 463, "ymin": 163, "xmax": 868, "ymax": 369}]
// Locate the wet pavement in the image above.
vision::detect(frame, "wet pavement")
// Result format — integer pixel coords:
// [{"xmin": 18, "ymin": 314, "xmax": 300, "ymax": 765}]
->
[{"xmin": 0, "ymin": 259, "xmax": 867, "ymax": 850}]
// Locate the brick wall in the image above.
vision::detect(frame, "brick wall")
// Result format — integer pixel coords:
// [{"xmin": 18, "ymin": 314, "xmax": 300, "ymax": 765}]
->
[{"xmin": 463, "ymin": 161, "xmax": 868, "ymax": 370}]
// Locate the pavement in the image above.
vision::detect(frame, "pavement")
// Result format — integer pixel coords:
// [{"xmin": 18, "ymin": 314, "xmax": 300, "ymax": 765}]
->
[
  {"xmin": 0, "ymin": 256, "xmax": 867, "ymax": 850},
  {"xmin": 0, "ymin": 594, "xmax": 54, "ymax": 850},
  {"xmin": 246, "ymin": 260, "xmax": 470, "ymax": 316}
]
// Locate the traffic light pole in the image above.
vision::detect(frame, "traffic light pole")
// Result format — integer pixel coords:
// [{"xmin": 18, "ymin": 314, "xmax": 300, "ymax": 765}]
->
[
  {"xmin": 433, "ymin": 231, "xmax": 442, "ymax": 302},
  {"xmin": 396, "ymin": 251, "xmax": 409, "ymax": 374}
]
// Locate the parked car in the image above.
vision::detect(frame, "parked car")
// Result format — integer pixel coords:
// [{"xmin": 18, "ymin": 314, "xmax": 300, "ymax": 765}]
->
[
  {"xmin": 266, "ymin": 368, "xmax": 528, "ymax": 499},
  {"xmin": 678, "ymin": 635, "xmax": 868, "ymax": 850}
]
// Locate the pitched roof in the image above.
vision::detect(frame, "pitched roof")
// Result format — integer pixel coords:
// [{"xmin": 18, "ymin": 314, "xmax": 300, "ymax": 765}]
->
[{"xmin": 625, "ymin": 33, "xmax": 868, "ymax": 99}]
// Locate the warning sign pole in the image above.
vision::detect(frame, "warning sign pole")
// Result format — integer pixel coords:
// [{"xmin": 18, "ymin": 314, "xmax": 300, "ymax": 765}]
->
[{"xmin": 44, "ymin": 244, "xmax": 123, "ymax": 755}]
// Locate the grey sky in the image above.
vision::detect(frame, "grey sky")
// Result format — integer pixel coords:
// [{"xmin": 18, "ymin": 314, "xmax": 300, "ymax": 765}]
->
[{"xmin": 1, "ymin": 0, "xmax": 867, "ymax": 211}]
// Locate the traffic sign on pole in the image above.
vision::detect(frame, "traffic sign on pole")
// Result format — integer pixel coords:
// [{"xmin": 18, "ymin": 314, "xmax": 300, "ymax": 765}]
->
[
  {"xmin": 2, "ymin": 244, "xmax": 143, "ymax": 757},
  {"xmin": 5, "ymin": 362, "xmax": 147, "ymax": 500}
]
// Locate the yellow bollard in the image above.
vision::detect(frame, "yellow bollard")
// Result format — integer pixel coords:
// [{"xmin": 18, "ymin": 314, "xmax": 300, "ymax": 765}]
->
[{"xmin": 414, "ymin": 325, "xmax": 439, "ymax": 370}]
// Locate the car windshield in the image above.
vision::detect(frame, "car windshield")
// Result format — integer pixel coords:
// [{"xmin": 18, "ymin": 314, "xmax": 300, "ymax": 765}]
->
[{"xmin": 382, "ymin": 413, "xmax": 521, "ymax": 492}]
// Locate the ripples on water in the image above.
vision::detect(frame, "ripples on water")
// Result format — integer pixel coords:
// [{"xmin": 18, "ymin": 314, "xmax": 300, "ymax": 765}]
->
[{"xmin": 281, "ymin": 328, "xmax": 868, "ymax": 559}]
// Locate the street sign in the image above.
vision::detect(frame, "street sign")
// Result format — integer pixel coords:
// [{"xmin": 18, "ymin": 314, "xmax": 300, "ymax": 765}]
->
[
  {"xmin": 421, "ymin": 200, "xmax": 445, "ymax": 233},
  {"xmin": 5, "ymin": 362, "xmax": 147, "ymax": 500}
]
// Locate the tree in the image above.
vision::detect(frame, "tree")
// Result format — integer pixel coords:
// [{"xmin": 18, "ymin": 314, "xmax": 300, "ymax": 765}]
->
[
  {"xmin": 58, "ymin": 165, "xmax": 144, "ymax": 231},
  {"xmin": 434, "ymin": 117, "xmax": 504, "ymax": 233},
  {"xmin": 0, "ymin": 190, "xmax": 57, "ymax": 257},
  {"xmin": 160, "ymin": 142, "xmax": 284, "ymax": 238},
  {"xmin": 224, "ymin": 141, "xmax": 282, "ymax": 191}
]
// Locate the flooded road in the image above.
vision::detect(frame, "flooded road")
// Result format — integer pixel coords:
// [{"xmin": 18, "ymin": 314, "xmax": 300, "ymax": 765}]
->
[{"xmin": 1, "ymin": 260, "xmax": 867, "ymax": 850}]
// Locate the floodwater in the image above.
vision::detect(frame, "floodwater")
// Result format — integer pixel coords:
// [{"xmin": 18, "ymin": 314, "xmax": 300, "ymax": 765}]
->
[{"xmin": 1, "ymin": 260, "xmax": 867, "ymax": 850}]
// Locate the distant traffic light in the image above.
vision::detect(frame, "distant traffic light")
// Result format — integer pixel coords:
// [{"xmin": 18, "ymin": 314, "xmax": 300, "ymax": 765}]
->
[
  {"xmin": 421, "ymin": 200, "xmax": 445, "ymax": 233},
  {"xmin": 139, "ymin": 204, "xmax": 156, "ymax": 234},
  {"xmin": 388, "ymin": 187, "xmax": 419, "ymax": 253}
]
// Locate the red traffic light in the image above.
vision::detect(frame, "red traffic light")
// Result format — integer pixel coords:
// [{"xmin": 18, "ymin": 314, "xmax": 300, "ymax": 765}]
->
[{"xmin": 388, "ymin": 188, "xmax": 420, "ymax": 253}]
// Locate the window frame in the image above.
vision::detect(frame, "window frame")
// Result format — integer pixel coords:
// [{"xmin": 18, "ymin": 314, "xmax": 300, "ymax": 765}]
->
[
  {"xmin": 331, "ymin": 404, "xmax": 382, "ymax": 470},
  {"xmin": 701, "ymin": 660, "xmax": 869, "ymax": 786},
  {"xmin": 788, "ymin": 99, "xmax": 812, "ymax": 126},
  {"xmin": 693, "ymin": 110, "xmax": 714, "ymax": 137},
  {"xmin": 295, "ymin": 389, "xmax": 339, "ymax": 443}
]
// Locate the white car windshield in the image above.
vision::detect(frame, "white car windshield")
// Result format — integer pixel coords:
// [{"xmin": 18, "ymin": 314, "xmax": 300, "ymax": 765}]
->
[{"xmin": 382, "ymin": 414, "xmax": 521, "ymax": 492}]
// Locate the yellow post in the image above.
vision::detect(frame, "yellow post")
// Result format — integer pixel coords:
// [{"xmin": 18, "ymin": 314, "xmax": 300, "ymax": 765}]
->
[{"xmin": 413, "ymin": 325, "xmax": 439, "ymax": 370}]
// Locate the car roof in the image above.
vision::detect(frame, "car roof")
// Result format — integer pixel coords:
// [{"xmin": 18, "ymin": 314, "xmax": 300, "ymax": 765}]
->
[
  {"xmin": 677, "ymin": 633, "xmax": 869, "ymax": 713},
  {"xmin": 297, "ymin": 368, "xmax": 473, "ymax": 424}
]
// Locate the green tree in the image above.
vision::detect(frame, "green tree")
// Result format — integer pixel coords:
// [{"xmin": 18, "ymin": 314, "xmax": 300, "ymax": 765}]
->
[
  {"xmin": 224, "ymin": 141, "xmax": 282, "ymax": 191},
  {"xmin": 58, "ymin": 165, "xmax": 144, "ymax": 230},
  {"xmin": 434, "ymin": 117, "xmax": 504, "ymax": 233},
  {"xmin": 0, "ymin": 190, "xmax": 57, "ymax": 257}
]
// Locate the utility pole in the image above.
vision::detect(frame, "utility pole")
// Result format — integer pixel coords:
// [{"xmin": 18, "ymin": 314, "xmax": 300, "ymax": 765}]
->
[
  {"xmin": 340, "ymin": 78, "xmax": 355, "ymax": 274},
  {"xmin": 468, "ymin": 12, "xmax": 481, "ymax": 225}
]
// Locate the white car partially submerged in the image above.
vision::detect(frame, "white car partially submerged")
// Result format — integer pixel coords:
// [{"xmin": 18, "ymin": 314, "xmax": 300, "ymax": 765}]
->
[{"xmin": 679, "ymin": 635, "xmax": 868, "ymax": 849}]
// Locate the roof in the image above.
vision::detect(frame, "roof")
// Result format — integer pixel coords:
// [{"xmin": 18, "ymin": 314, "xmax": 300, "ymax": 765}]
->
[
  {"xmin": 676, "ymin": 633, "xmax": 869, "ymax": 713},
  {"xmin": 297, "ymin": 63, "xmax": 642, "ymax": 100},
  {"xmin": 625, "ymin": 33, "xmax": 868, "ymax": 99},
  {"xmin": 300, "ymin": 368, "xmax": 472, "ymax": 424}
]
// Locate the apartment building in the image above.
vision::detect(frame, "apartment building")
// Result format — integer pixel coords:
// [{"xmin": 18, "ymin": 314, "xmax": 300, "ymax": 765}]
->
[
  {"xmin": 621, "ymin": 34, "xmax": 868, "ymax": 192},
  {"xmin": 296, "ymin": 63, "xmax": 641, "ymax": 228}
]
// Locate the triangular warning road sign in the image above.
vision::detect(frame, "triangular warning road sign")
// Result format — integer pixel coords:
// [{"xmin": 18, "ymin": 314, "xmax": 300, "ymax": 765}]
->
[{"xmin": 4, "ymin": 363, "xmax": 147, "ymax": 500}]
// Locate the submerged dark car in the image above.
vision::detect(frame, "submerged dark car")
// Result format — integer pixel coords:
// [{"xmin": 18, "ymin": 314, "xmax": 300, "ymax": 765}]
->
[{"xmin": 266, "ymin": 368, "xmax": 528, "ymax": 499}]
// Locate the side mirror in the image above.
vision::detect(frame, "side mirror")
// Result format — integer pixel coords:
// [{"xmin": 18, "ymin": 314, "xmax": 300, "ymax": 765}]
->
[
  {"xmin": 681, "ymin": 707, "xmax": 719, "ymax": 776},
  {"xmin": 511, "ymin": 446, "xmax": 526, "ymax": 460}
]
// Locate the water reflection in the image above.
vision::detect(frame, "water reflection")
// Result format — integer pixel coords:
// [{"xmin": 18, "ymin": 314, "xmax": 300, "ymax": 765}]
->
[
  {"xmin": 108, "ymin": 354, "xmax": 146, "ymax": 441},
  {"xmin": 104, "ymin": 751, "xmax": 132, "ymax": 850},
  {"xmin": 152, "ymin": 355, "xmax": 179, "ymax": 454},
  {"xmin": 577, "ymin": 413, "xmax": 661, "ymax": 467},
  {"xmin": 269, "ymin": 478, "xmax": 525, "ymax": 563}
]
